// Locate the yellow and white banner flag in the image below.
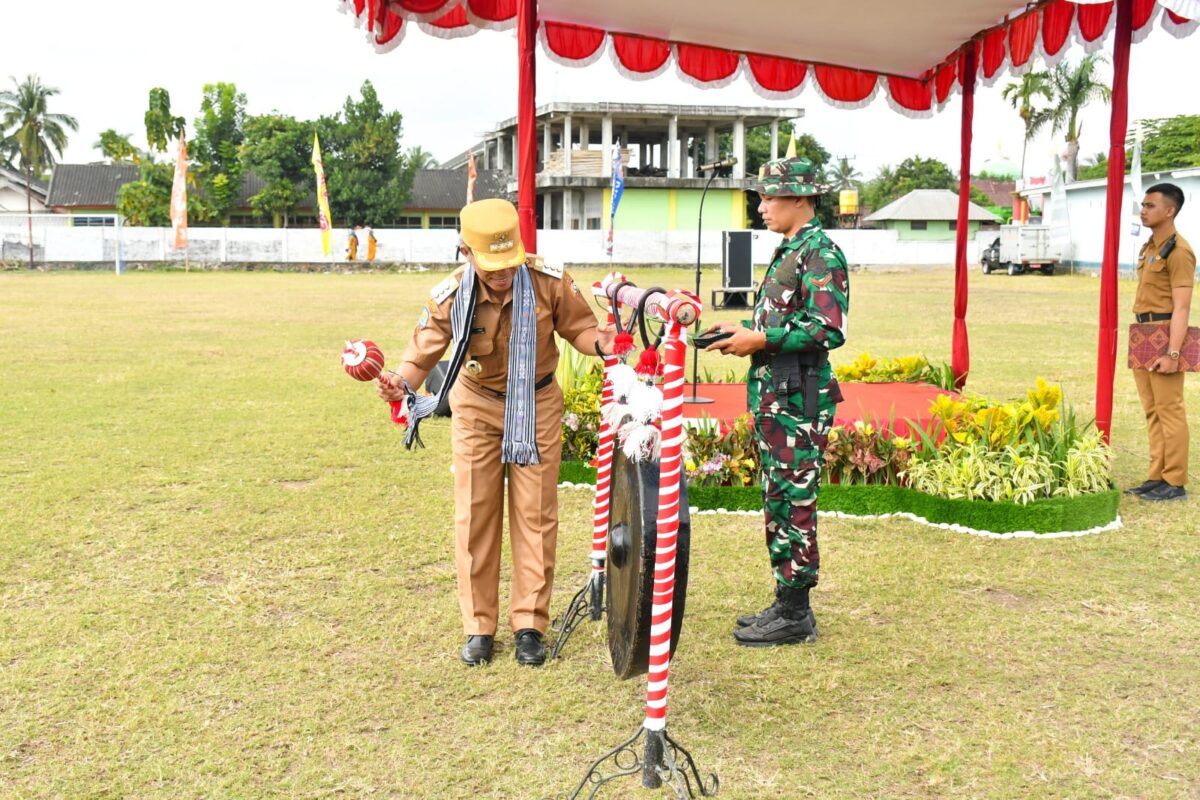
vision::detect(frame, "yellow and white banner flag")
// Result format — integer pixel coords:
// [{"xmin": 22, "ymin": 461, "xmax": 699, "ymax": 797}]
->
[
  {"xmin": 312, "ymin": 133, "xmax": 334, "ymax": 256},
  {"xmin": 170, "ymin": 133, "xmax": 188, "ymax": 249}
]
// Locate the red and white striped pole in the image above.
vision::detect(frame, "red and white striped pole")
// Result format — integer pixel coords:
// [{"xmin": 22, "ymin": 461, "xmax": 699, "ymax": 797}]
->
[
  {"xmin": 591, "ymin": 321, "xmax": 619, "ymax": 576},
  {"xmin": 643, "ymin": 290, "xmax": 700, "ymax": 732}
]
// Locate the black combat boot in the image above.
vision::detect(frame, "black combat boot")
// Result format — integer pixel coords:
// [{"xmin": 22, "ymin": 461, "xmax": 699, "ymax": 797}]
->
[
  {"xmin": 735, "ymin": 583, "xmax": 783, "ymax": 628},
  {"xmin": 733, "ymin": 586, "xmax": 818, "ymax": 647}
]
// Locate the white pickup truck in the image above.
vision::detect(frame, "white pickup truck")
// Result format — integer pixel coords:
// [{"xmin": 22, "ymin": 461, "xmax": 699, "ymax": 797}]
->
[{"xmin": 980, "ymin": 224, "xmax": 1063, "ymax": 276}]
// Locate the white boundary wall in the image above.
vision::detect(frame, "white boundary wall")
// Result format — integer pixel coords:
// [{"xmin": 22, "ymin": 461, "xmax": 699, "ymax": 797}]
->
[{"xmin": 4, "ymin": 219, "xmax": 993, "ymax": 267}]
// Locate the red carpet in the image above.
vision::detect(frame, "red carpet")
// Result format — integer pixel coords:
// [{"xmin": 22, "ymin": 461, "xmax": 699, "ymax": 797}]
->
[{"xmin": 682, "ymin": 382, "xmax": 952, "ymax": 439}]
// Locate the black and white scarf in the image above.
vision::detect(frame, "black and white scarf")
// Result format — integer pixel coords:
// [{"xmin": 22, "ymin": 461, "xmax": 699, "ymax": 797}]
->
[{"xmin": 406, "ymin": 264, "xmax": 540, "ymax": 465}]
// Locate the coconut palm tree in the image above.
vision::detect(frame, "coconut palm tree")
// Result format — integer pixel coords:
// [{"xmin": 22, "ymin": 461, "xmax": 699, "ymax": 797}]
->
[
  {"xmin": 1045, "ymin": 54, "xmax": 1112, "ymax": 182},
  {"xmin": 0, "ymin": 75, "xmax": 79, "ymax": 268},
  {"xmin": 831, "ymin": 156, "xmax": 861, "ymax": 190},
  {"xmin": 1001, "ymin": 69, "xmax": 1053, "ymax": 182}
]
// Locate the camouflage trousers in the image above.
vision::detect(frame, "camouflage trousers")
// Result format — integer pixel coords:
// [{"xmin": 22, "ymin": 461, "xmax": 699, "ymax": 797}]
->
[{"xmin": 753, "ymin": 408, "xmax": 834, "ymax": 589}]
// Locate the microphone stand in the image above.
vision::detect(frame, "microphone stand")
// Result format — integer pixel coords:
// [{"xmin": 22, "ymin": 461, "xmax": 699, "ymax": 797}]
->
[{"xmin": 684, "ymin": 166, "xmax": 720, "ymax": 405}]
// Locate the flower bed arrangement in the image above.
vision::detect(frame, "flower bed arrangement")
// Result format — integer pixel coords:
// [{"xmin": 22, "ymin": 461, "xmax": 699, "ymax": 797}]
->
[{"xmin": 557, "ymin": 350, "xmax": 1119, "ymax": 536}]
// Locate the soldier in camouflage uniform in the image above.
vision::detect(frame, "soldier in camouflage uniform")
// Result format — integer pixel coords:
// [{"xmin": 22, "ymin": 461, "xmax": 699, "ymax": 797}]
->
[{"xmin": 703, "ymin": 156, "xmax": 849, "ymax": 647}]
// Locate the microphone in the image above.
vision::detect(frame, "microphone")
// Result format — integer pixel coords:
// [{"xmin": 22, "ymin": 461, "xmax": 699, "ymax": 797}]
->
[{"xmin": 699, "ymin": 157, "xmax": 738, "ymax": 172}]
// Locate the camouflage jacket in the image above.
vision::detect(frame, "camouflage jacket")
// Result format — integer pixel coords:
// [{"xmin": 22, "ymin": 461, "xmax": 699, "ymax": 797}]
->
[{"xmin": 746, "ymin": 219, "xmax": 849, "ymax": 418}]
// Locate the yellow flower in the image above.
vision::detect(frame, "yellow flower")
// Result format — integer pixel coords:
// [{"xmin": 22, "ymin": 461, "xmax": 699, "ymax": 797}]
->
[
  {"xmin": 742, "ymin": 458, "xmax": 755, "ymax": 468},
  {"xmin": 742, "ymin": 475, "xmax": 752, "ymax": 484},
  {"xmin": 1027, "ymin": 377, "xmax": 1063, "ymax": 409},
  {"xmin": 685, "ymin": 460, "xmax": 696, "ymax": 472},
  {"xmin": 862, "ymin": 422, "xmax": 875, "ymax": 437},
  {"xmin": 892, "ymin": 436, "xmax": 911, "ymax": 450},
  {"xmin": 854, "ymin": 419, "xmax": 866, "ymax": 432},
  {"xmin": 828, "ymin": 428, "xmax": 840, "ymax": 443}
]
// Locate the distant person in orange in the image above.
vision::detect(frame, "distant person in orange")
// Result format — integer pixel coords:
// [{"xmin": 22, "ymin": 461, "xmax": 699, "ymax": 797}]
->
[
  {"xmin": 346, "ymin": 225, "xmax": 360, "ymax": 261},
  {"xmin": 365, "ymin": 224, "xmax": 378, "ymax": 262}
]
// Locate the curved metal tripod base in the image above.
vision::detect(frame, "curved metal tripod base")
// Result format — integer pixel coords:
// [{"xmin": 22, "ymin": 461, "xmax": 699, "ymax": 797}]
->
[
  {"xmin": 550, "ymin": 571, "xmax": 605, "ymax": 660},
  {"xmin": 566, "ymin": 724, "xmax": 718, "ymax": 799}
]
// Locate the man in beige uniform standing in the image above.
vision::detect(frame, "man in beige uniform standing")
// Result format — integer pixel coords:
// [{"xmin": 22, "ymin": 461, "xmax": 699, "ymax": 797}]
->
[
  {"xmin": 1127, "ymin": 183, "xmax": 1195, "ymax": 503},
  {"xmin": 378, "ymin": 198, "xmax": 614, "ymax": 665}
]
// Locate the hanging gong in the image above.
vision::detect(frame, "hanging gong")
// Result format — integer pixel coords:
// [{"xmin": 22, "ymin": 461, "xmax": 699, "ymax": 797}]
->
[{"xmin": 606, "ymin": 448, "xmax": 691, "ymax": 680}]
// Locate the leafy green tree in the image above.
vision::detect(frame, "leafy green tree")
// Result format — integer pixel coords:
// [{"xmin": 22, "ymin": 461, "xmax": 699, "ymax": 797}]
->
[
  {"xmin": 1076, "ymin": 151, "xmax": 1109, "ymax": 181},
  {"xmin": 242, "ymin": 113, "xmax": 313, "ymax": 227},
  {"xmin": 119, "ymin": 88, "xmax": 204, "ymax": 226},
  {"xmin": 144, "ymin": 87, "xmax": 185, "ymax": 156},
  {"xmin": 192, "ymin": 83, "xmax": 247, "ymax": 224},
  {"xmin": 863, "ymin": 156, "xmax": 958, "ymax": 212},
  {"xmin": 95, "ymin": 129, "xmax": 141, "ymax": 164},
  {"xmin": 1001, "ymin": 70, "xmax": 1053, "ymax": 181},
  {"xmin": 316, "ymin": 80, "xmax": 413, "ymax": 227},
  {"xmin": 1141, "ymin": 115, "xmax": 1200, "ymax": 171},
  {"xmin": 1047, "ymin": 54, "xmax": 1112, "ymax": 181},
  {"xmin": 0, "ymin": 74, "xmax": 78, "ymax": 267}
]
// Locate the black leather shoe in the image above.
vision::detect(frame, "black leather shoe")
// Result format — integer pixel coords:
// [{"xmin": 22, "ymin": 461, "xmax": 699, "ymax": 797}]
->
[
  {"xmin": 1142, "ymin": 483, "xmax": 1187, "ymax": 502},
  {"xmin": 514, "ymin": 629, "xmax": 546, "ymax": 666},
  {"xmin": 460, "ymin": 635, "xmax": 493, "ymax": 666},
  {"xmin": 1124, "ymin": 479, "xmax": 1166, "ymax": 496}
]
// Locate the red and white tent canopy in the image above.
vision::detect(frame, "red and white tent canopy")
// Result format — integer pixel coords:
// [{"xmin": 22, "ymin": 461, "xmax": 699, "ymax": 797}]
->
[
  {"xmin": 343, "ymin": 0, "xmax": 1197, "ymax": 115},
  {"xmin": 337, "ymin": 0, "xmax": 1197, "ymax": 442}
]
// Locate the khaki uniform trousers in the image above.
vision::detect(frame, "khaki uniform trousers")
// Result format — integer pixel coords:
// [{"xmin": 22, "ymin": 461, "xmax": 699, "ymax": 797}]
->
[
  {"xmin": 1133, "ymin": 368, "xmax": 1189, "ymax": 486},
  {"xmin": 449, "ymin": 378, "xmax": 564, "ymax": 636}
]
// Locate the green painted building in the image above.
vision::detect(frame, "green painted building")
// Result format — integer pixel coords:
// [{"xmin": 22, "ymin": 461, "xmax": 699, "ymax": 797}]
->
[
  {"xmin": 862, "ymin": 189, "xmax": 999, "ymax": 241},
  {"xmin": 442, "ymin": 101, "xmax": 802, "ymax": 231}
]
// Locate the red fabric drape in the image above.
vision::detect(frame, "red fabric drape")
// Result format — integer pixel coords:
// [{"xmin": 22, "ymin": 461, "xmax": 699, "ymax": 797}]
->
[
  {"xmin": 1095, "ymin": 0, "xmax": 1133, "ymax": 443},
  {"xmin": 813, "ymin": 65, "xmax": 876, "ymax": 103},
  {"xmin": 746, "ymin": 54, "xmax": 807, "ymax": 93},
  {"xmin": 887, "ymin": 75, "xmax": 933, "ymax": 113},
  {"xmin": 1008, "ymin": 10, "xmax": 1040, "ymax": 68},
  {"xmin": 468, "ymin": 0, "xmax": 517, "ymax": 23},
  {"xmin": 934, "ymin": 59, "xmax": 957, "ymax": 104},
  {"xmin": 394, "ymin": 0, "xmax": 452, "ymax": 13},
  {"xmin": 1042, "ymin": 0, "xmax": 1075, "ymax": 55},
  {"xmin": 952, "ymin": 41, "xmax": 976, "ymax": 390},
  {"xmin": 429, "ymin": 5, "xmax": 468, "ymax": 28},
  {"xmin": 517, "ymin": 0, "xmax": 536, "ymax": 252},
  {"xmin": 677, "ymin": 43, "xmax": 740, "ymax": 82},
  {"xmin": 611, "ymin": 34, "xmax": 671, "ymax": 73},
  {"xmin": 377, "ymin": 6, "xmax": 404, "ymax": 45},
  {"xmin": 980, "ymin": 27, "xmax": 1006, "ymax": 79},
  {"xmin": 1078, "ymin": 2, "xmax": 1114, "ymax": 40},
  {"xmin": 543, "ymin": 21, "xmax": 605, "ymax": 59},
  {"xmin": 1133, "ymin": 0, "xmax": 1157, "ymax": 28},
  {"xmin": 1167, "ymin": 10, "xmax": 1193, "ymax": 24}
]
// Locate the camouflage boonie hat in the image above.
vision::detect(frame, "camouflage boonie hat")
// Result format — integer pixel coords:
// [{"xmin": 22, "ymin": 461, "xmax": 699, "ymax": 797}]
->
[{"xmin": 753, "ymin": 157, "xmax": 826, "ymax": 197}]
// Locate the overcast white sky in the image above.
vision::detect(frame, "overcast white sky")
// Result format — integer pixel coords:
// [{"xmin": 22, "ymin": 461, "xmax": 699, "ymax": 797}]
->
[{"xmin": 3, "ymin": 1, "xmax": 1198, "ymax": 181}]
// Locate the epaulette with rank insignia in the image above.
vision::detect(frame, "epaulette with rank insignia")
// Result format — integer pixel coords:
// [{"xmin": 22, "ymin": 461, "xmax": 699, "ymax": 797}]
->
[
  {"xmin": 430, "ymin": 274, "xmax": 460, "ymax": 304},
  {"xmin": 527, "ymin": 254, "xmax": 562, "ymax": 279}
]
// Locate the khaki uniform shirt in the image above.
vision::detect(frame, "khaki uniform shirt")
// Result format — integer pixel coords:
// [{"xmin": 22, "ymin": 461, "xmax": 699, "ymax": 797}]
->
[
  {"xmin": 401, "ymin": 255, "xmax": 601, "ymax": 393},
  {"xmin": 1133, "ymin": 229, "xmax": 1196, "ymax": 314}
]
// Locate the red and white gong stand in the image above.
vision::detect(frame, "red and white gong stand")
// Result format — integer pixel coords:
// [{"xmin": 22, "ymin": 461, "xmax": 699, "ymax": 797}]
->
[{"xmin": 566, "ymin": 279, "xmax": 718, "ymax": 799}]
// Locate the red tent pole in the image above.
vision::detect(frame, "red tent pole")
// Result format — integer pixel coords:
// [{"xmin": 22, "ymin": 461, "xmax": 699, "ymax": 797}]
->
[
  {"xmin": 517, "ymin": 0, "xmax": 538, "ymax": 253},
  {"xmin": 951, "ymin": 41, "xmax": 977, "ymax": 390},
  {"xmin": 1094, "ymin": 0, "xmax": 1133, "ymax": 443}
]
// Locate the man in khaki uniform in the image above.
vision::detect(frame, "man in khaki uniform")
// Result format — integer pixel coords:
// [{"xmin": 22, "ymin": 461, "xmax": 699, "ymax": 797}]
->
[
  {"xmin": 1126, "ymin": 183, "xmax": 1195, "ymax": 502},
  {"xmin": 378, "ymin": 198, "xmax": 614, "ymax": 665}
]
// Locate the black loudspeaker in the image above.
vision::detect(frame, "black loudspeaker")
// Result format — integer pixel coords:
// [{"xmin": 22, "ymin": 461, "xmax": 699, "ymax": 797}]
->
[
  {"xmin": 422, "ymin": 361, "xmax": 454, "ymax": 417},
  {"xmin": 717, "ymin": 230, "xmax": 754, "ymax": 308}
]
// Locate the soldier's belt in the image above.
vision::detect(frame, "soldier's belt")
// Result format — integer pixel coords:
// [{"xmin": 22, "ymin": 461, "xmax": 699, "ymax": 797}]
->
[{"xmin": 752, "ymin": 350, "xmax": 829, "ymax": 417}]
